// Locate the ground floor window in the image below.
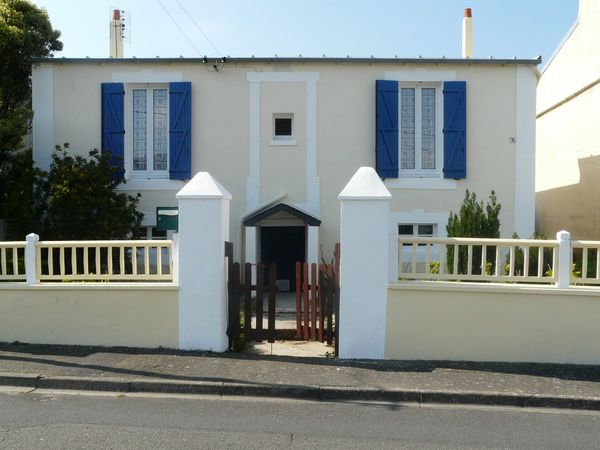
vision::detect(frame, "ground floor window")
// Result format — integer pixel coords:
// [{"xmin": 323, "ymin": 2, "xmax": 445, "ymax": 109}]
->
[
  {"xmin": 135, "ymin": 226, "xmax": 167, "ymax": 240},
  {"xmin": 398, "ymin": 223, "xmax": 436, "ymax": 237}
]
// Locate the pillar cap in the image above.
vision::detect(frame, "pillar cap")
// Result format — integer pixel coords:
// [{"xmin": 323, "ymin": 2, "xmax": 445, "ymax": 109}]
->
[
  {"xmin": 339, "ymin": 167, "xmax": 392, "ymax": 201},
  {"xmin": 176, "ymin": 172, "xmax": 232, "ymax": 200}
]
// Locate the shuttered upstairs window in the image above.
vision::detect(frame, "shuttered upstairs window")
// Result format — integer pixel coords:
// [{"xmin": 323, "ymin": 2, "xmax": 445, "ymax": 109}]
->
[
  {"xmin": 375, "ymin": 80, "xmax": 467, "ymax": 180},
  {"xmin": 101, "ymin": 81, "xmax": 192, "ymax": 181}
]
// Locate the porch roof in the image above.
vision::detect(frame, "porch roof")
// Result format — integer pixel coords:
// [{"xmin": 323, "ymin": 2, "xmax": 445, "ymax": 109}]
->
[{"xmin": 242, "ymin": 203, "xmax": 321, "ymax": 227}]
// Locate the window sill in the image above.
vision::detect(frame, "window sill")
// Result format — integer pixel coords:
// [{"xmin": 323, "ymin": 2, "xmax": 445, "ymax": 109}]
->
[
  {"xmin": 385, "ymin": 178, "xmax": 457, "ymax": 190},
  {"xmin": 118, "ymin": 178, "xmax": 186, "ymax": 191},
  {"xmin": 270, "ymin": 138, "xmax": 297, "ymax": 146}
]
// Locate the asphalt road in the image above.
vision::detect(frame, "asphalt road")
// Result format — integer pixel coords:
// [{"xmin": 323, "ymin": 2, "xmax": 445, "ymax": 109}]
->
[{"xmin": 1, "ymin": 389, "xmax": 600, "ymax": 449}]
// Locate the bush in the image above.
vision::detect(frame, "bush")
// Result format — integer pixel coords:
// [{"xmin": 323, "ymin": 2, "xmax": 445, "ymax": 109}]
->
[
  {"xmin": 6, "ymin": 144, "xmax": 143, "ymax": 240},
  {"xmin": 446, "ymin": 190, "xmax": 501, "ymax": 275}
]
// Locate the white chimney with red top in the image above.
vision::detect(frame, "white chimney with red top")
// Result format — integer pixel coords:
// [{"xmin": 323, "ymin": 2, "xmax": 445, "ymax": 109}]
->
[
  {"xmin": 462, "ymin": 8, "xmax": 473, "ymax": 58},
  {"xmin": 110, "ymin": 9, "xmax": 124, "ymax": 58}
]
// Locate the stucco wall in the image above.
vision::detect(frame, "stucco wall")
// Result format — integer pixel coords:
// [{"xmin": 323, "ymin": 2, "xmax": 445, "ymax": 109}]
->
[
  {"xmin": 536, "ymin": 2, "xmax": 600, "ymax": 238},
  {"xmin": 0, "ymin": 284, "xmax": 178, "ymax": 348},
  {"xmin": 32, "ymin": 59, "xmax": 536, "ymax": 261},
  {"xmin": 385, "ymin": 283, "xmax": 600, "ymax": 364}
]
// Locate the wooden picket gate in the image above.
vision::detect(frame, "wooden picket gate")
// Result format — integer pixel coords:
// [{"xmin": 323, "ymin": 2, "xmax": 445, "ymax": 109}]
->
[
  {"xmin": 295, "ymin": 244, "xmax": 340, "ymax": 355},
  {"xmin": 226, "ymin": 258, "xmax": 278, "ymax": 349}
]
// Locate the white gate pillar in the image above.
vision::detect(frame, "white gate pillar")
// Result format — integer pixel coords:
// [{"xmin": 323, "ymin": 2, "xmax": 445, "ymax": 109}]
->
[
  {"xmin": 176, "ymin": 172, "xmax": 231, "ymax": 351},
  {"xmin": 338, "ymin": 167, "xmax": 391, "ymax": 359}
]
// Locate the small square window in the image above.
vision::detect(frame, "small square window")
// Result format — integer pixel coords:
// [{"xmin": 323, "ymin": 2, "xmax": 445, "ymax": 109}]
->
[{"xmin": 275, "ymin": 117, "xmax": 292, "ymax": 137}]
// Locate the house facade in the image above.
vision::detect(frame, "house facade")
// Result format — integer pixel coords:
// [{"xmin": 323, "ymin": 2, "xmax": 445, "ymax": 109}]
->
[
  {"xmin": 32, "ymin": 56, "xmax": 538, "ymax": 288},
  {"xmin": 536, "ymin": 0, "xmax": 600, "ymax": 239}
]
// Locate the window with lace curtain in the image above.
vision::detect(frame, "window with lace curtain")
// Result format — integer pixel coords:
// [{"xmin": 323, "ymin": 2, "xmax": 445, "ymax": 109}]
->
[
  {"xmin": 399, "ymin": 83, "xmax": 443, "ymax": 177},
  {"xmin": 129, "ymin": 84, "xmax": 169, "ymax": 178}
]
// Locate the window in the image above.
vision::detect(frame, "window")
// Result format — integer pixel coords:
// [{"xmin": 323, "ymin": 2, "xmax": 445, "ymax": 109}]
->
[
  {"xmin": 399, "ymin": 223, "xmax": 438, "ymax": 273},
  {"xmin": 398, "ymin": 224, "xmax": 436, "ymax": 237},
  {"xmin": 101, "ymin": 81, "xmax": 191, "ymax": 182},
  {"xmin": 128, "ymin": 85, "xmax": 169, "ymax": 179},
  {"xmin": 375, "ymin": 80, "xmax": 466, "ymax": 181},
  {"xmin": 271, "ymin": 113, "xmax": 297, "ymax": 145},
  {"xmin": 135, "ymin": 226, "xmax": 167, "ymax": 240},
  {"xmin": 399, "ymin": 83, "xmax": 442, "ymax": 177}
]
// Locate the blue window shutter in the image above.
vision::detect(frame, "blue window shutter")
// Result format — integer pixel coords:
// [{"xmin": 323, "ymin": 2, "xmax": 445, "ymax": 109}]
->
[
  {"xmin": 375, "ymin": 80, "xmax": 399, "ymax": 178},
  {"xmin": 443, "ymin": 81, "xmax": 467, "ymax": 179},
  {"xmin": 101, "ymin": 83, "xmax": 125, "ymax": 179},
  {"xmin": 169, "ymin": 82, "xmax": 192, "ymax": 180}
]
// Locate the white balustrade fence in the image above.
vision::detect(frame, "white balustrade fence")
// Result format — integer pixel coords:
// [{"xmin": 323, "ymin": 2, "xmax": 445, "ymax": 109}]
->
[
  {"xmin": 36, "ymin": 240, "xmax": 173, "ymax": 282},
  {"xmin": 570, "ymin": 241, "xmax": 600, "ymax": 285},
  {"xmin": 397, "ymin": 235, "xmax": 567, "ymax": 285},
  {"xmin": 0, "ymin": 242, "xmax": 26, "ymax": 281}
]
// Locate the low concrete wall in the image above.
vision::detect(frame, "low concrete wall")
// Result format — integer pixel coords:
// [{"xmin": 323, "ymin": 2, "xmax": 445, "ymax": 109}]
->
[
  {"xmin": 385, "ymin": 282, "xmax": 600, "ymax": 364},
  {"xmin": 0, "ymin": 284, "xmax": 178, "ymax": 348}
]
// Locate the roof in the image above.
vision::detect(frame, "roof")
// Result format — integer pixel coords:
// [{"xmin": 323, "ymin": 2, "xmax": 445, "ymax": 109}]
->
[
  {"xmin": 33, "ymin": 56, "xmax": 542, "ymax": 66},
  {"xmin": 243, "ymin": 203, "xmax": 321, "ymax": 227}
]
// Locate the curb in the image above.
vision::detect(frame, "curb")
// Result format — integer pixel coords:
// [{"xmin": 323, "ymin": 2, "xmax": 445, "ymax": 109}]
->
[{"xmin": 2, "ymin": 373, "xmax": 600, "ymax": 411}]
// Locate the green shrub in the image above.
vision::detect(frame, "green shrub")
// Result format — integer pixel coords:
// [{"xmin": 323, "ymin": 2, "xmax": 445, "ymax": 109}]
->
[{"xmin": 446, "ymin": 190, "xmax": 501, "ymax": 275}]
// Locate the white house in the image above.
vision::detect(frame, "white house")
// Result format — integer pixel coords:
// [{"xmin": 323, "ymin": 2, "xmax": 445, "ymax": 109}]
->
[
  {"xmin": 31, "ymin": 11, "xmax": 539, "ymax": 290},
  {"xmin": 536, "ymin": 0, "xmax": 600, "ymax": 239}
]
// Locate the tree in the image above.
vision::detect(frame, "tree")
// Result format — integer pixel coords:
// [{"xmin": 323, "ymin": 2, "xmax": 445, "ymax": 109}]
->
[
  {"xmin": 32, "ymin": 144, "xmax": 144, "ymax": 240},
  {"xmin": 446, "ymin": 190, "xmax": 502, "ymax": 274},
  {"xmin": 0, "ymin": 0, "xmax": 62, "ymax": 218}
]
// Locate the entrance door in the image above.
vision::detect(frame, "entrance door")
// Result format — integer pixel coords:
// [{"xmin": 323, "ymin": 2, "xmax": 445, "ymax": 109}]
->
[{"xmin": 260, "ymin": 226, "xmax": 305, "ymax": 291}]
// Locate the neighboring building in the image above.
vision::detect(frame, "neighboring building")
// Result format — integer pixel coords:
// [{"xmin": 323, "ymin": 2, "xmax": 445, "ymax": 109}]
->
[
  {"xmin": 536, "ymin": 0, "xmax": 600, "ymax": 239},
  {"xmin": 31, "ymin": 11, "xmax": 539, "ymax": 289}
]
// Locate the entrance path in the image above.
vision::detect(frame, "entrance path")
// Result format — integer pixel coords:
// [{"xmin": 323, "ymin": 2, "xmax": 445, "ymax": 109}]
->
[{"xmin": 249, "ymin": 291, "xmax": 331, "ymax": 357}]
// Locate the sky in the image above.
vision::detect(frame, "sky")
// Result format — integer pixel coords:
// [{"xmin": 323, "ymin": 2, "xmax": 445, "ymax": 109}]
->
[{"xmin": 31, "ymin": 0, "xmax": 578, "ymax": 66}]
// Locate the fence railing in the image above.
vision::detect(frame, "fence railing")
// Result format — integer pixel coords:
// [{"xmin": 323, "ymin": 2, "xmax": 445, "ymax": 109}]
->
[
  {"xmin": 398, "ymin": 236, "xmax": 559, "ymax": 284},
  {"xmin": 36, "ymin": 240, "xmax": 173, "ymax": 282},
  {"xmin": 571, "ymin": 241, "xmax": 600, "ymax": 285},
  {"xmin": 0, "ymin": 242, "xmax": 26, "ymax": 281}
]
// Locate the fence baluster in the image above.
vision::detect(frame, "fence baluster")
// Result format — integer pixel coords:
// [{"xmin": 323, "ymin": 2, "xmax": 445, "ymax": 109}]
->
[
  {"xmin": 157, "ymin": 245, "xmax": 163, "ymax": 276},
  {"xmin": 131, "ymin": 246, "xmax": 137, "ymax": 276},
  {"xmin": 268, "ymin": 263, "xmax": 276, "ymax": 344},
  {"xmin": 144, "ymin": 244, "xmax": 150, "ymax": 275},
  {"xmin": 95, "ymin": 246, "xmax": 101, "ymax": 276},
  {"xmin": 83, "ymin": 246, "xmax": 88, "ymax": 276},
  {"xmin": 582, "ymin": 248, "xmax": 588, "ymax": 281},
  {"xmin": 538, "ymin": 247, "xmax": 543, "ymax": 278},
  {"xmin": 244, "ymin": 263, "xmax": 252, "ymax": 340},
  {"xmin": 256, "ymin": 264, "xmax": 264, "ymax": 341},
  {"xmin": 302, "ymin": 263, "xmax": 309, "ymax": 339},
  {"xmin": 467, "ymin": 244, "xmax": 473, "ymax": 275},
  {"xmin": 311, "ymin": 263, "xmax": 317, "ymax": 341},
  {"xmin": 523, "ymin": 247, "xmax": 530, "ymax": 278},
  {"xmin": 12, "ymin": 247, "xmax": 18, "ymax": 276},
  {"xmin": 318, "ymin": 265, "xmax": 324, "ymax": 342},
  {"xmin": 481, "ymin": 245, "xmax": 487, "ymax": 276},
  {"xmin": 0, "ymin": 247, "xmax": 6, "ymax": 276},
  {"xmin": 60, "ymin": 247, "xmax": 65, "ymax": 276},
  {"xmin": 71, "ymin": 246, "xmax": 77, "ymax": 275},
  {"xmin": 295, "ymin": 262, "xmax": 301, "ymax": 338},
  {"xmin": 120, "ymin": 246, "xmax": 125, "ymax": 275}
]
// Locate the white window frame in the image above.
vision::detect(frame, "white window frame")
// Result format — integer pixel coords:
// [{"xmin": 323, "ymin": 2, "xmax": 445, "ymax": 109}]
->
[
  {"xmin": 124, "ymin": 83, "xmax": 170, "ymax": 180},
  {"xmin": 398, "ymin": 82, "xmax": 443, "ymax": 179},
  {"xmin": 270, "ymin": 113, "xmax": 297, "ymax": 146},
  {"xmin": 398, "ymin": 223, "xmax": 437, "ymax": 237}
]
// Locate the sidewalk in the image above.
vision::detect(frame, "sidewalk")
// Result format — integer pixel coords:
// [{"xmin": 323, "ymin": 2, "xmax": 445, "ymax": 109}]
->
[{"xmin": 1, "ymin": 342, "xmax": 599, "ymax": 410}]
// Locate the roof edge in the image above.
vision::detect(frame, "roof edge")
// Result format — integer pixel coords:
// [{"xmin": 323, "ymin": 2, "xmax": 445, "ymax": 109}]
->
[{"xmin": 32, "ymin": 56, "xmax": 542, "ymax": 66}]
